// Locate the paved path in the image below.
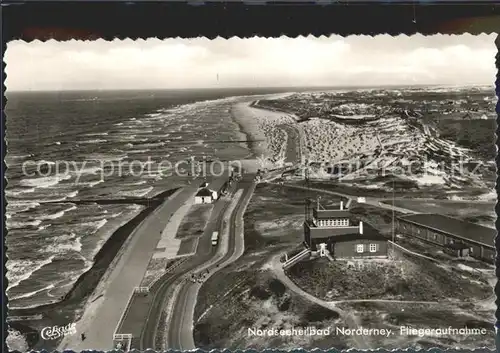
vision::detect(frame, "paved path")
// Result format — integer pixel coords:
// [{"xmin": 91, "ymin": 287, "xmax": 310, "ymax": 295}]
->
[
  {"xmin": 153, "ymin": 197, "xmax": 195, "ymax": 259},
  {"xmin": 58, "ymin": 183, "xmax": 201, "ymax": 352},
  {"xmin": 270, "ymin": 255, "xmax": 371, "ymax": 349}
]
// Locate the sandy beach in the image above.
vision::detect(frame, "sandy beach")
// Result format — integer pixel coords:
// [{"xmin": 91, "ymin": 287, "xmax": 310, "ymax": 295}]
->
[
  {"xmin": 231, "ymin": 101, "xmax": 297, "ymax": 162},
  {"xmin": 230, "ymin": 99, "xmax": 380, "ymax": 172}
]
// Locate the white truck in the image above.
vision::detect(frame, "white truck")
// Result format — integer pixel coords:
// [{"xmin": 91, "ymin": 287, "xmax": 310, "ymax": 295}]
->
[{"xmin": 211, "ymin": 231, "xmax": 219, "ymax": 246}]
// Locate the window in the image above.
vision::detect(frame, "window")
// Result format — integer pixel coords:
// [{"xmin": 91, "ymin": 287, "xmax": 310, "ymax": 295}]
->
[
  {"xmin": 369, "ymin": 244, "xmax": 377, "ymax": 253},
  {"xmin": 356, "ymin": 244, "xmax": 364, "ymax": 253}
]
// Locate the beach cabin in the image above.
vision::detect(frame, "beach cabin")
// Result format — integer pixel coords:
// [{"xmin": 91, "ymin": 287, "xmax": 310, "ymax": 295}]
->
[{"xmin": 195, "ymin": 189, "xmax": 213, "ymax": 204}]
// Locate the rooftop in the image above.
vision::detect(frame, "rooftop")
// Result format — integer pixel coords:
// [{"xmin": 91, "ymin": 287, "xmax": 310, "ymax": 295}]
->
[
  {"xmin": 196, "ymin": 189, "xmax": 212, "ymax": 197},
  {"xmin": 313, "ymin": 208, "xmax": 351, "ymax": 219},
  {"xmin": 398, "ymin": 213, "xmax": 496, "ymax": 248},
  {"xmin": 305, "ymin": 220, "xmax": 385, "ymax": 241},
  {"xmin": 206, "ymin": 177, "xmax": 228, "ymax": 192}
]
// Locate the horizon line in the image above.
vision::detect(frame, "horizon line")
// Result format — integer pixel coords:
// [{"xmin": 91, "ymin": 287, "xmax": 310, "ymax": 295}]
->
[{"xmin": 6, "ymin": 82, "xmax": 494, "ymax": 93}]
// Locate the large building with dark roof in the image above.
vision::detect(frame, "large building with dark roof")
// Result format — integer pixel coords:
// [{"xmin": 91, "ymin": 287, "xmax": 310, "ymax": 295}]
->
[
  {"xmin": 395, "ymin": 214, "xmax": 496, "ymax": 263},
  {"xmin": 304, "ymin": 201, "xmax": 388, "ymax": 259}
]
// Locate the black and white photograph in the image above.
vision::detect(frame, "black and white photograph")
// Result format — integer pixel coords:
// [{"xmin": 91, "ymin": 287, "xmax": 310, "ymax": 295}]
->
[{"xmin": 4, "ymin": 34, "xmax": 497, "ymax": 352}]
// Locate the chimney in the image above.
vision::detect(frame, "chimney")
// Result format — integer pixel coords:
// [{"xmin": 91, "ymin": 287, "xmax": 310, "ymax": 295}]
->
[
  {"xmin": 340, "ymin": 201, "xmax": 344, "ymax": 210},
  {"xmin": 359, "ymin": 221, "xmax": 363, "ymax": 234}
]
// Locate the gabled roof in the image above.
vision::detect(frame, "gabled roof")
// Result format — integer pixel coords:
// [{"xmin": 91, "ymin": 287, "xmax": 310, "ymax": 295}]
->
[
  {"xmin": 207, "ymin": 177, "xmax": 227, "ymax": 192},
  {"xmin": 196, "ymin": 188, "xmax": 212, "ymax": 197}
]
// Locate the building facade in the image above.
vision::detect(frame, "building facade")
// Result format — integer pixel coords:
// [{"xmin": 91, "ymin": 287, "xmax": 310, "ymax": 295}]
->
[
  {"xmin": 194, "ymin": 189, "xmax": 213, "ymax": 204},
  {"xmin": 395, "ymin": 214, "xmax": 495, "ymax": 263},
  {"xmin": 194, "ymin": 178, "xmax": 228, "ymax": 204},
  {"xmin": 304, "ymin": 201, "xmax": 388, "ymax": 259}
]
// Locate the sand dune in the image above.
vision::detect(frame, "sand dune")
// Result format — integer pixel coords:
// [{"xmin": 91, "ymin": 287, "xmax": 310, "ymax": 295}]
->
[{"xmin": 231, "ymin": 94, "xmax": 492, "ymax": 195}]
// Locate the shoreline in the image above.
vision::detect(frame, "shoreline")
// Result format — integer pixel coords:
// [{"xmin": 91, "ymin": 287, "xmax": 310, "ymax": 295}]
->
[
  {"xmin": 229, "ymin": 92, "xmax": 297, "ymax": 159},
  {"xmin": 230, "ymin": 99, "xmax": 300, "ymax": 168},
  {"xmin": 230, "ymin": 102, "xmax": 268, "ymax": 158},
  {"xmin": 9, "ymin": 97, "xmax": 278, "ymax": 312},
  {"xmin": 8, "ymin": 188, "xmax": 179, "ymax": 350}
]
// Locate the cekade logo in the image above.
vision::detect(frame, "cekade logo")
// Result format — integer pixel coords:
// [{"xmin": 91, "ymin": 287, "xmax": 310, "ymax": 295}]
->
[{"xmin": 41, "ymin": 323, "xmax": 77, "ymax": 340}]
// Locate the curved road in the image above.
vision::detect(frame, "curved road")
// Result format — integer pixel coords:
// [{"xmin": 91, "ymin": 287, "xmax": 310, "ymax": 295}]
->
[{"xmin": 166, "ymin": 176, "xmax": 256, "ymax": 350}]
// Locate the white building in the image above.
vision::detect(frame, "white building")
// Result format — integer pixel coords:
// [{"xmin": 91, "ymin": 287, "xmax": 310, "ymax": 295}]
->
[
  {"xmin": 194, "ymin": 189, "xmax": 213, "ymax": 204},
  {"xmin": 194, "ymin": 178, "xmax": 228, "ymax": 204}
]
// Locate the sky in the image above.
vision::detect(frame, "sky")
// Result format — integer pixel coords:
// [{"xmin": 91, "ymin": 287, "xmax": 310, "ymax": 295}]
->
[{"xmin": 5, "ymin": 34, "xmax": 497, "ymax": 91}]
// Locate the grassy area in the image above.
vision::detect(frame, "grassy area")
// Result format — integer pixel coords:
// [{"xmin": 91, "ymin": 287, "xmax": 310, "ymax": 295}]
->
[
  {"xmin": 176, "ymin": 204, "xmax": 214, "ymax": 239},
  {"xmin": 177, "ymin": 237, "xmax": 198, "ymax": 256},
  {"xmin": 380, "ymin": 199, "xmax": 495, "ymax": 228},
  {"xmin": 306, "ymin": 180, "xmax": 450, "ymax": 199},
  {"xmin": 288, "ymin": 250, "xmax": 490, "ymax": 302},
  {"xmin": 194, "ymin": 267, "xmax": 350, "ymax": 350},
  {"xmin": 243, "ymin": 183, "xmax": 344, "ymax": 253},
  {"xmin": 245, "ymin": 182, "xmax": 374, "ymax": 247}
]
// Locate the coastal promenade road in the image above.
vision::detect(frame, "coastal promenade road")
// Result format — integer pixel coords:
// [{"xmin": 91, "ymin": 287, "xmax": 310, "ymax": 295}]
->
[
  {"xmin": 58, "ymin": 181, "xmax": 202, "ymax": 352},
  {"xmin": 139, "ymin": 178, "xmax": 249, "ymax": 350},
  {"xmin": 166, "ymin": 175, "xmax": 256, "ymax": 350}
]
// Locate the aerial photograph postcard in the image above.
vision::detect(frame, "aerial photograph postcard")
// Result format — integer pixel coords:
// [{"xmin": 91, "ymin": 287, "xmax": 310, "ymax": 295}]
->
[{"xmin": 4, "ymin": 34, "xmax": 497, "ymax": 351}]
